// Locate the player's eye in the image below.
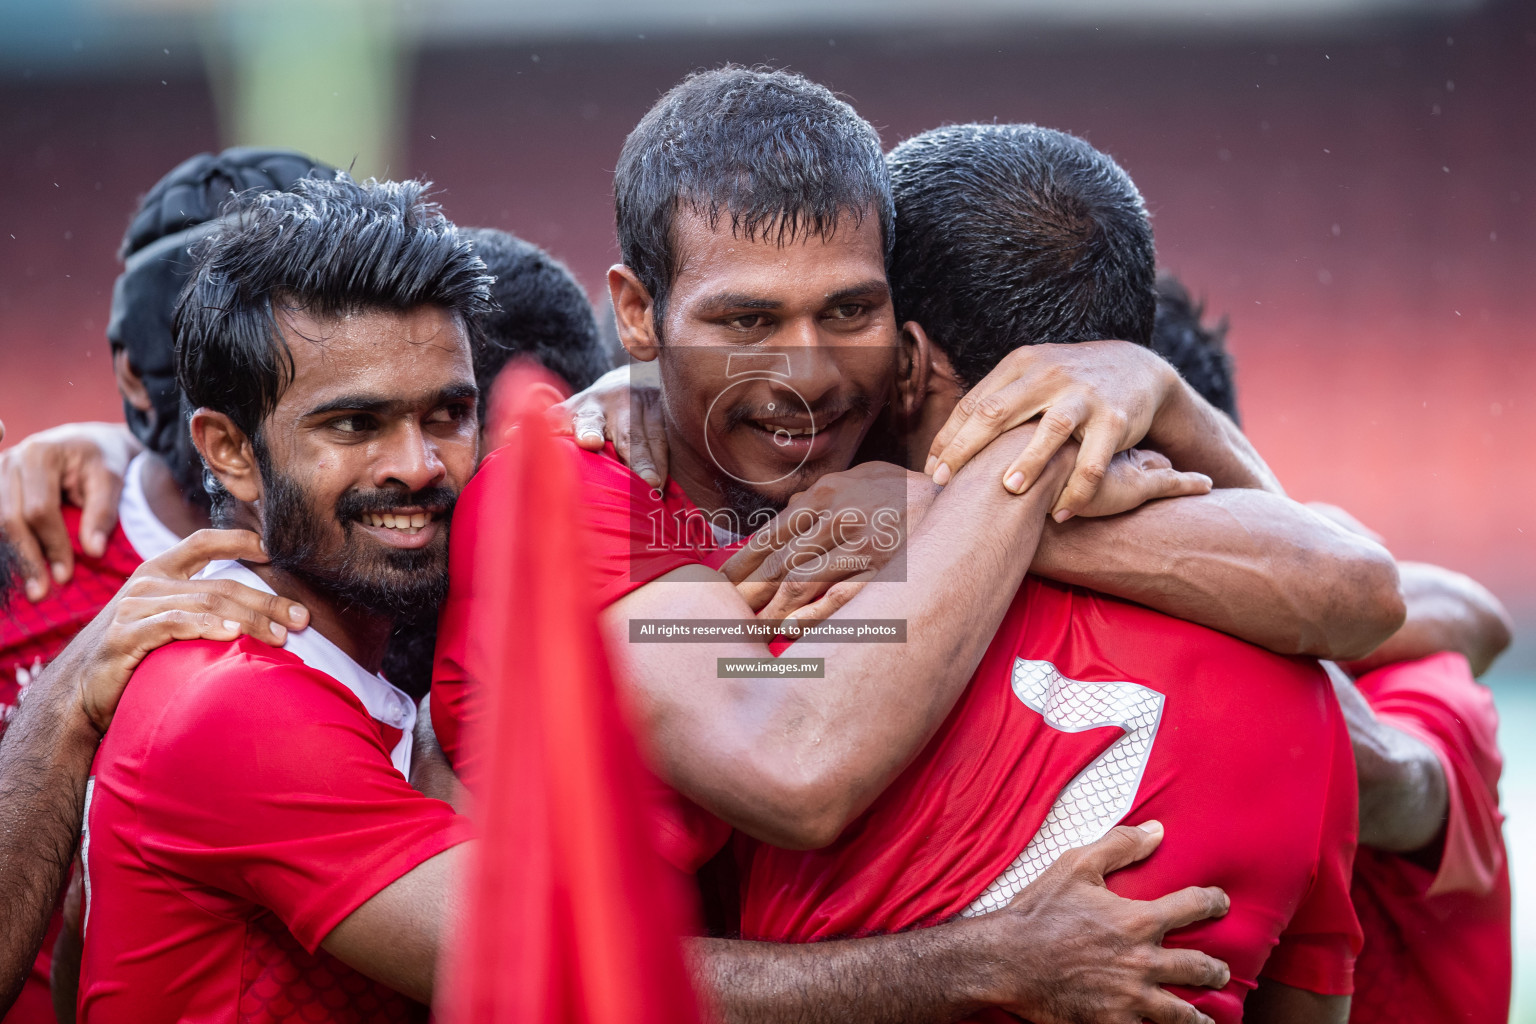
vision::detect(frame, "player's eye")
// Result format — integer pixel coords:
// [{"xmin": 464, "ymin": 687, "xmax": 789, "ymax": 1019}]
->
[
  {"xmin": 424, "ymin": 402, "xmax": 473, "ymax": 426},
  {"xmin": 723, "ymin": 313, "xmax": 770, "ymax": 331},
  {"xmin": 827, "ymin": 303, "xmax": 865, "ymax": 320},
  {"xmin": 328, "ymin": 414, "xmax": 377, "ymax": 434}
]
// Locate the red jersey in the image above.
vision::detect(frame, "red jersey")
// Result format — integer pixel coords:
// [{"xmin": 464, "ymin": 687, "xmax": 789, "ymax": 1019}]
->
[
  {"xmin": 434, "ymin": 441, "xmax": 734, "ymax": 875},
  {"xmin": 78, "ymin": 560, "xmax": 473, "ymax": 1023},
  {"xmin": 0, "ymin": 453, "xmax": 177, "ymax": 1024},
  {"xmin": 1348, "ymin": 652, "xmax": 1510, "ymax": 1024},
  {"xmin": 740, "ymin": 576, "xmax": 1361, "ymax": 1023}
]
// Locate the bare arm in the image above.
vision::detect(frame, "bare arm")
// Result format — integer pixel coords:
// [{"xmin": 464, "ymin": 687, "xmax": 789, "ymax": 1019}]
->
[
  {"xmin": 1244, "ymin": 978, "xmax": 1349, "ymax": 1024},
  {"xmin": 1340, "ymin": 561, "xmax": 1512, "ymax": 677},
  {"xmin": 607, "ymin": 429, "xmax": 1071, "ymax": 850},
  {"xmin": 1032, "ymin": 490, "xmax": 1405, "ymax": 661},
  {"xmin": 1323, "ymin": 662, "xmax": 1447, "ymax": 853},
  {"xmin": 691, "ymin": 824, "xmax": 1230, "ymax": 1024},
  {"xmin": 0, "ymin": 529, "xmax": 304, "ymax": 1014},
  {"xmin": 1143, "ymin": 377, "xmax": 1283, "ymax": 493},
  {"xmin": 320, "ymin": 844, "xmax": 466, "ymax": 1005}
]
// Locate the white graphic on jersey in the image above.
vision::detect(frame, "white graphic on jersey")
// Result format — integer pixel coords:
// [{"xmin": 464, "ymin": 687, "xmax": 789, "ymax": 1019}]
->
[
  {"xmin": 81, "ymin": 776, "xmax": 96, "ymax": 937},
  {"xmin": 961, "ymin": 658, "xmax": 1164, "ymax": 917},
  {"xmin": 1, "ymin": 658, "xmax": 43, "ymax": 726}
]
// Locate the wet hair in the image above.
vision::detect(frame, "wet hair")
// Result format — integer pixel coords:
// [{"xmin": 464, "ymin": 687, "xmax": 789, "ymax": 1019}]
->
[
  {"xmin": 462, "ymin": 227, "xmax": 608, "ymax": 399},
  {"xmin": 614, "ymin": 65, "xmax": 893, "ymax": 325},
  {"xmin": 1152, "ymin": 275, "xmax": 1240, "ymax": 424},
  {"xmin": 887, "ymin": 123, "xmax": 1156, "ymax": 388},
  {"xmin": 174, "ymin": 175, "xmax": 494, "ymax": 517},
  {"xmin": 111, "ymin": 147, "xmax": 335, "ymax": 501}
]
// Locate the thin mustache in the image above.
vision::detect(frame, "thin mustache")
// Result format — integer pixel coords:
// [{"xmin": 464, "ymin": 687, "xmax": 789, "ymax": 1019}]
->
[
  {"xmin": 335, "ymin": 487, "xmax": 458, "ymax": 519},
  {"xmin": 722, "ymin": 394, "xmax": 873, "ymax": 431}
]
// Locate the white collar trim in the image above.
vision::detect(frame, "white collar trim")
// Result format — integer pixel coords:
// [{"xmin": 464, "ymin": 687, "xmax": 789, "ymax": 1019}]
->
[
  {"xmin": 191, "ymin": 560, "xmax": 417, "ymax": 777},
  {"xmin": 118, "ymin": 452, "xmax": 182, "ymax": 562}
]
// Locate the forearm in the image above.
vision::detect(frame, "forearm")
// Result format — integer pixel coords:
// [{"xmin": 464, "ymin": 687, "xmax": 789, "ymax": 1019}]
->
[
  {"xmin": 1342, "ymin": 562, "xmax": 1513, "ymax": 677},
  {"xmin": 689, "ymin": 926, "xmax": 995, "ymax": 1024},
  {"xmin": 626, "ymin": 436, "xmax": 1069, "ymax": 848},
  {"xmin": 1032, "ymin": 489, "xmax": 1404, "ymax": 660},
  {"xmin": 0, "ymin": 665, "xmax": 99, "ymax": 1012},
  {"xmin": 1324, "ymin": 663, "xmax": 1447, "ymax": 852},
  {"xmin": 1148, "ymin": 382, "xmax": 1284, "ymax": 493}
]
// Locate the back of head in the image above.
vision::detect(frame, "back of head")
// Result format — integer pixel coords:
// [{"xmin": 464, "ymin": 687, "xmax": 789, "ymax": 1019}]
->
[
  {"xmin": 1152, "ymin": 275, "xmax": 1240, "ymax": 424},
  {"xmin": 887, "ymin": 123, "xmax": 1156, "ymax": 389},
  {"xmin": 175, "ymin": 175, "xmax": 493, "ymax": 506},
  {"xmin": 110, "ymin": 147, "xmax": 335, "ymax": 499},
  {"xmin": 461, "ymin": 227, "xmax": 608, "ymax": 399},
  {"xmin": 614, "ymin": 65, "xmax": 893, "ymax": 323}
]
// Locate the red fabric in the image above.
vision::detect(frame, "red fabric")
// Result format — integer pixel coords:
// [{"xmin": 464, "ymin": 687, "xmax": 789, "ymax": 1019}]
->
[
  {"xmin": 1348, "ymin": 652, "xmax": 1510, "ymax": 1024},
  {"xmin": 435, "ymin": 365, "xmax": 704, "ymax": 1024},
  {"xmin": 77, "ymin": 636, "xmax": 473, "ymax": 1023},
  {"xmin": 0, "ymin": 508, "xmax": 142, "ymax": 1024},
  {"xmin": 433, "ymin": 439, "xmax": 732, "ymax": 875},
  {"xmin": 739, "ymin": 577, "xmax": 1361, "ymax": 1022}
]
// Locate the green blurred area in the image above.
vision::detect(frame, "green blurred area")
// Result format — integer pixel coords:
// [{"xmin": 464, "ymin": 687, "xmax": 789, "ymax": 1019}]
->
[
  {"xmin": 211, "ymin": 0, "xmax": 400, "ymax": 179},
  {"xmin": 1486, "ymin": 670, "xmax": 1534, "ymax": 1024}
]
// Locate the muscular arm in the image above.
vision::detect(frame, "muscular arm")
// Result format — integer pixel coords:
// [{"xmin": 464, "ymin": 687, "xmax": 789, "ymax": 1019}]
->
[
  {"xmin": 0, "ymin": 658, "xmax": 99, "ymax": 1012},
  {"xmin": 1244, "ymin": 979, "xmax": 1349, "ymax": 1024},
  {"xmin": 1323, "ymin": 662, "xmax": 1447, "ymax": 853},
  {"xmin": 1145, "ymin": 380, "xmax": 1284, "ymax": 494},
  {"xmin": 1032, "ymin": 489, "xmax": 1405, "ymax": 661},
  {"xmin": 1341, "ymin": 561, "xmax": 1512, "ymax": 677},
  {"xmin": 320, "ymin": 844, "xmax": 466, "ymax": 1005},
  {"xmin": 607, "ymin": 430, "xmax": 1071, "ymax": 850},
  {"xmin": 689, "ymin": 824, "xmax": 1230, "ymax": 1024}
]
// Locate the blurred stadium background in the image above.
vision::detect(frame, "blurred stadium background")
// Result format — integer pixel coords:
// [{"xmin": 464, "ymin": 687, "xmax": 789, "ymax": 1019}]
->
[{"xmin": 1, "ymin": 0, "xmax": 1531, "ymax": 1017}]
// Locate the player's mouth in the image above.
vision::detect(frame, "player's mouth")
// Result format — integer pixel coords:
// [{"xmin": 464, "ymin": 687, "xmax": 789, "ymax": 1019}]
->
[
  {"xmin": 741, "ymin": 411, "xmax": 848, "ymax": 463},
  {"xmin": 353, "ymin": 507, "xmax": 443, "ymax": 550}
]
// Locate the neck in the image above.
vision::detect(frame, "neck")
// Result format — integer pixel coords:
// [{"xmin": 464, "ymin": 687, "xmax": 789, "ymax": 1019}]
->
[
  {"xmin": 245, "ymin": 562, "xmax": 393, "ymax": 674},
  {"xmin": 142, "ymin": 455, "xmax": 212, "ymax": 539}
]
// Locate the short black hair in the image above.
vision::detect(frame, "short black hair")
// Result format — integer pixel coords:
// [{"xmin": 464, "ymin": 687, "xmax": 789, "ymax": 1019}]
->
[
  {"xmin": 887, "ymin": 123, "xmax": 1157, "ymax": 389},
  {"xmin": 1152, "ymin": 275, "xmax": 1240, "ymax": 424},
  {"xmin": 462, "ymin": 227, "xmax": 609, "ymax": 398},
  {"xmin": 614, "ymin": 65, "xmax": 893, "ymax": 324},
  {"xmin": 175, "ymin": 175, "xmax": 493, "ymax": 447}
]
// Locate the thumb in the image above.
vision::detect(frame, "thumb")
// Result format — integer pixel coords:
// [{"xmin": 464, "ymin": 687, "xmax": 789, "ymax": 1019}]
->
[
  {"xmin": 1074, "ymin": 821, "xmax": 1165, "ymax": 878},
  {"xmin": 1150, "ymin": 468, "xmax": 1213, "ymax": 500}
]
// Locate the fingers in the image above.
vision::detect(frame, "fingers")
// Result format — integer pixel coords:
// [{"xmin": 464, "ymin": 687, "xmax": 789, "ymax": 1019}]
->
[
  {"xmin": 151, "ymin": 529, "xmax": 270, "ymax": 580},
  {"xmin": 1139, "ymin": 990, "xmax": 1217, "ymax": 1024},
  {"xmin": 3, "ymin": 462, "xmax": 53, "ymax": 602},
  {"xmin": 1148, "ymin": 468, "xmax": 1214, "ymax": 501},
  {"xmin": 18, "ymin": 451, "xmax": 76, "ymax": 591},
  {"xmin": 77, "ymin": 457, "xmax": 125, "ymax": 558},
  {"xmin": 782, "ymin": 576, "xmax": 872, "ymax": 631},
  {"xmin": 570, "ymin": 405, "xmax": 609, "ymax": 451},
  {"xmin": 641, "ymin": 392, "xmax": 669, "ymax": 487},
  {"xmin": 758, "ymin": 577, "xmax": 834, "ymax": 627},
  {"xmin": 929, "ymin": 382, "xmax": 1047, "ymax": 487},
  {"xmin": 1050, "ymin": 416, "xmax": 1122, "ymax": 520},
  {"xmin": 1150, "ymin": 948, "xmax": 1231, "ymax": 991},
  {"xmin": 120, "ymin": 579, "xmax": 308, "ymax": 650},
  {"xmin": 998, "ymin": 397, "xmax": 1086, "ymax": 496},
  {"xmin": 1146, "ymin": 885, "xmax": 1231, "ymax": 934},
  {"xmin": 1069, "ymin": 821, "xmax": 1166, "ymax": 878}
]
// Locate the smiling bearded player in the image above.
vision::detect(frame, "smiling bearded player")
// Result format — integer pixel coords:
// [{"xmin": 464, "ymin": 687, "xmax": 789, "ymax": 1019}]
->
[{"xmin": 74, "ymin": 176, "xmax": 487, "ymax": 1022}]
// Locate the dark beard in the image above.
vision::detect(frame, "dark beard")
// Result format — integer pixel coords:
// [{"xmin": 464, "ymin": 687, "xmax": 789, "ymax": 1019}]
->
[
  {"xmin": 259, "ymin": 461, "xmax": 456, "ymax": 622},
  {"xmin": 381, "ymin": 612, "xmax": 438, "ymax": 701},
  {"xmin": 716, "ymin": 477, "xmax": 787, "ymax": 537},
  {"xmin": 0, "ymin": 533, "xmax": 21, "ymax": 610}
]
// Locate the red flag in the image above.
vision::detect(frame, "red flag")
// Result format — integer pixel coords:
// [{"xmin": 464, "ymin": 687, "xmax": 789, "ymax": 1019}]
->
[{"xmin": 438, "ymin": 362, "xmax": 706, "ymax": 1024}]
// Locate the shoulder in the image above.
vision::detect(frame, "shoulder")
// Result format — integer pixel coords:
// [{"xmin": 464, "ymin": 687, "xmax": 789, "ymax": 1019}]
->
[{"xmin": 1357, "ymin": 651, "xmax": 1498, "ymax": 737}]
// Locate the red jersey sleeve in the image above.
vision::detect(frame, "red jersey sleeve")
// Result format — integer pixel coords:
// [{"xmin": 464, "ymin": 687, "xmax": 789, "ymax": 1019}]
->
[
  {"xmin": 433, "ymin": 438, "xmax": 721, "ymax": 785},
  {"xmin": 1355, "ymin": 651, "xmax": 1505, "ymax": 899},
  {"xmin": 130, "ymin": 640, "xmax": 473, "ymax": 952},
  {"xmin": 1259, "ymin": 685, "xmax": 1362, "ymax": 995}
]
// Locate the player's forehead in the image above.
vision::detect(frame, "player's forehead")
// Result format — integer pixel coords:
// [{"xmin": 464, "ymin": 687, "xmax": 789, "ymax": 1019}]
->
[
  {"xmin": 271, "ymin": 305, "xmax": 474, "ymax": 413},
  {"xmin": 667, "ymin": 206, "xmax": 889, "ymax": 313}
]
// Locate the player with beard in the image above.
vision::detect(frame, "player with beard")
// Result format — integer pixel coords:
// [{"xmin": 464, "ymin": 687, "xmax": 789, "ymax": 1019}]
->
[
  {"xmin": 432, "ymin": 69, "xmax": 1403, "ymax": 1024},
  {"xmin": 0, "ymin": 146, "xmax": 333, "ymax": 1024},
  {"xmin": 74, "ymin": 176, "xmax": 489, "ymax": 1022}
]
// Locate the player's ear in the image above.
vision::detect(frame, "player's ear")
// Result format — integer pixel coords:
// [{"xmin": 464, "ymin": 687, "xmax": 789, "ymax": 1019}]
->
[
  {"xmin": 896, "ymin": 321, "xmax": 934, "ymax": 422},
  {"xmin": 189, "ymin": 409, "xmax": 261, "ymax": 504},
  {"xmin": 112, "ymin": 348, "xmax": 153, "ymax": 414},
  {"xmin": 608, "ymin": 264, "xmax": 660, "ymax": 363}
]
